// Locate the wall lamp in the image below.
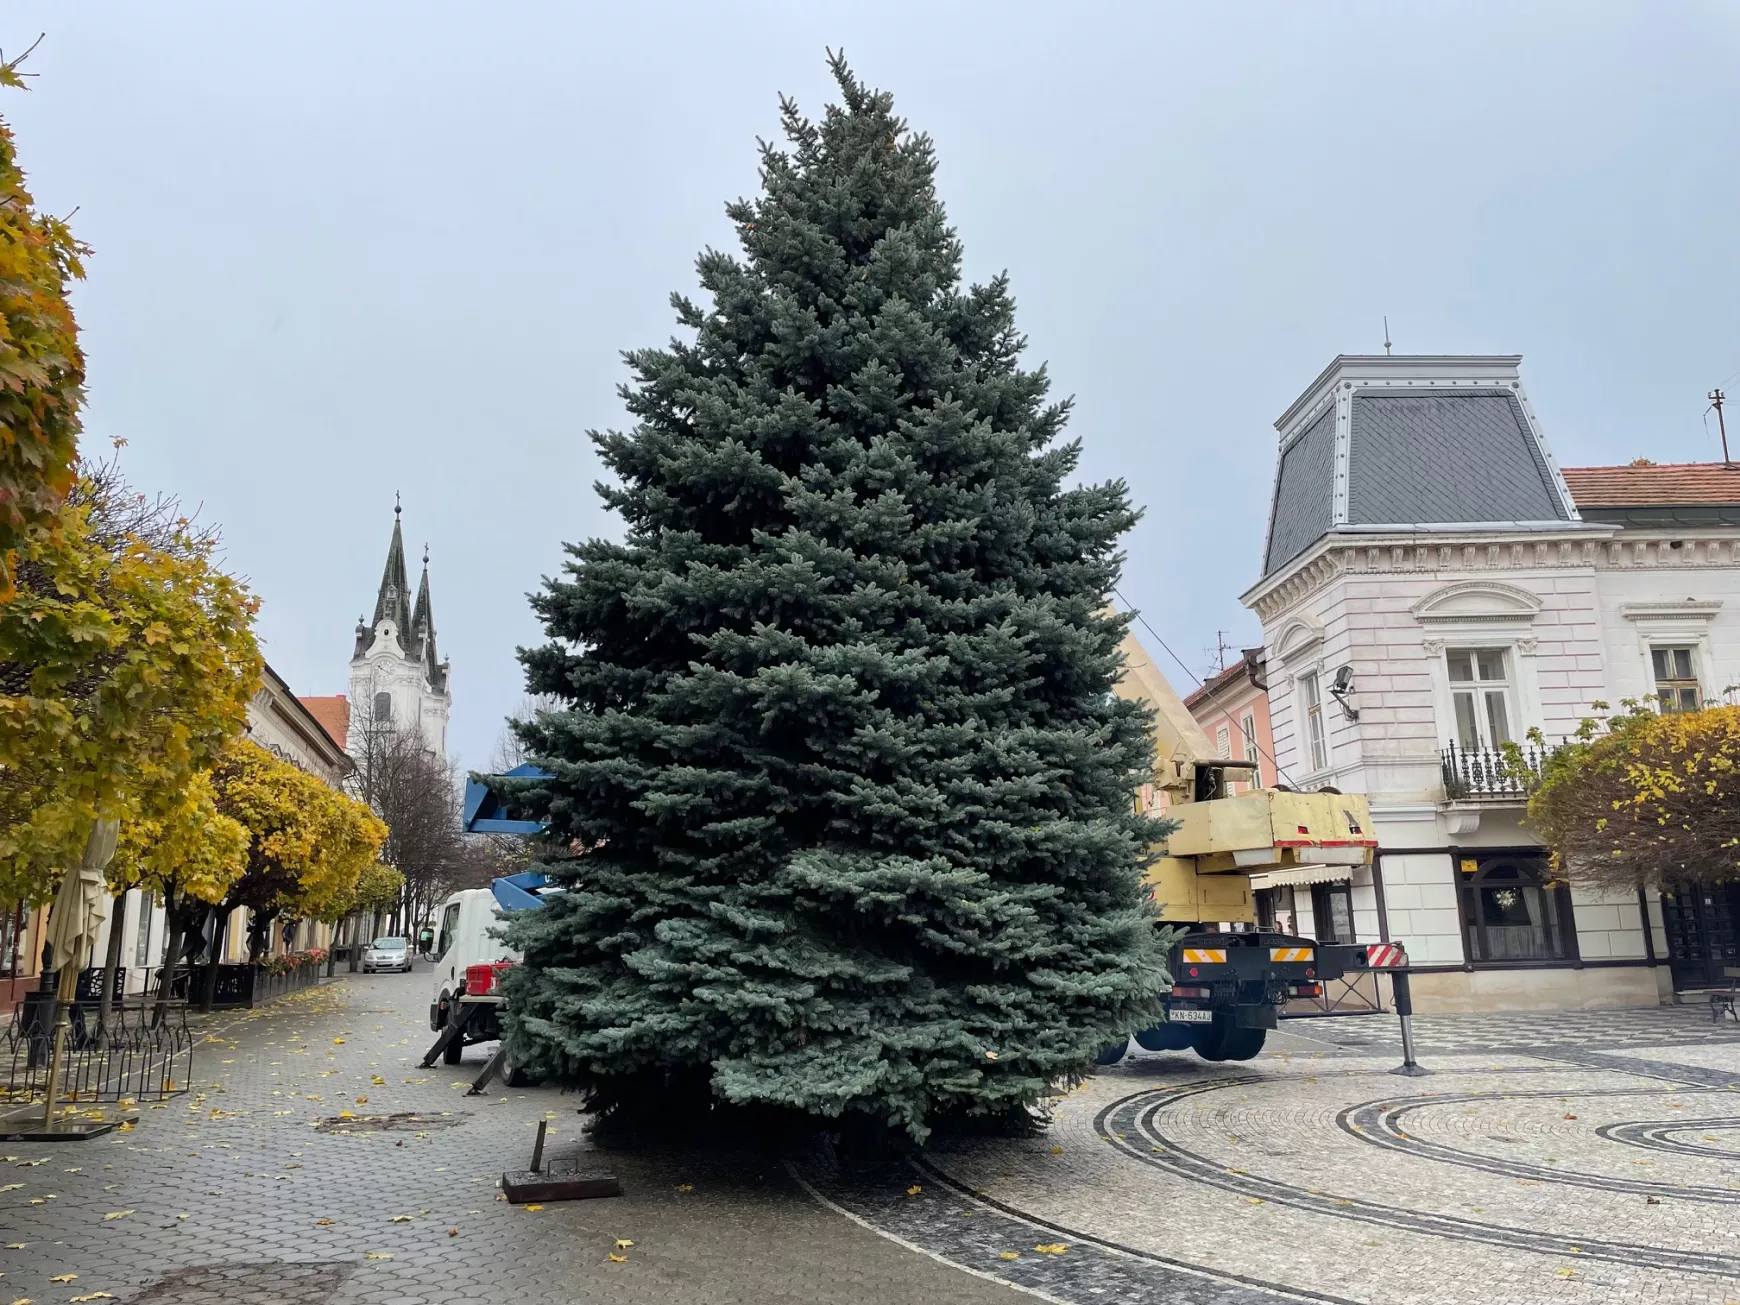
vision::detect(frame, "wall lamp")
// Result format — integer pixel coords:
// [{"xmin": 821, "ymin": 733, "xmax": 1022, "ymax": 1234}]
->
[{"xmin": 1328, "ymin": 664, "xmax": 1360, "ymax": 722}]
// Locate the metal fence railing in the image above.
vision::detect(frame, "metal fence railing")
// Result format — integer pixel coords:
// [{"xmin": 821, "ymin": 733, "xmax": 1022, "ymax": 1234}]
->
[
  {"xmin": 1440, "ymin": 741, "xmax": 1544, "ymax": 800},
  {"xmin": 0, "ymin": 999, "xmax": 194, "ymax": 1107}
]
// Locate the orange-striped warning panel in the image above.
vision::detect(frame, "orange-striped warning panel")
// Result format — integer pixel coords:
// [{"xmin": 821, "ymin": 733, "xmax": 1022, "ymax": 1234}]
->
[
  {"xmin": 1180, "ymin": 947, "xmax": 1227, "ymax": 964},
  {"xmin": 1268, "ymin": 946, "xmax": 1314, "ymax": 962}
]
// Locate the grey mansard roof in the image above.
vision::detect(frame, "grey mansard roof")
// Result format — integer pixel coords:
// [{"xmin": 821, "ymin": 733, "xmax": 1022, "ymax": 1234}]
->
[{"xmin": 1262, "ymin": 370, "xmax": 1576, "ymax": 576}]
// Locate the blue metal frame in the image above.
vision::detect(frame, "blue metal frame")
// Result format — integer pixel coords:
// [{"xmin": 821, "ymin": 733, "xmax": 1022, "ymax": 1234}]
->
[
  {"xmin": 491, "ymin": 870, "xmax": 552, "ymax": 912},
  {"xmin": 462, "ymin": 763, "xmax": 549, "ymax": 835}
]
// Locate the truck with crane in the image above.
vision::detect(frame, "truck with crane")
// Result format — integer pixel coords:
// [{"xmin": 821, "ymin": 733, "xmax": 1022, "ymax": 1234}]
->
[{"xmin": 1109, "ymin": 629, "xmax": 1401, "ymax": 1062}]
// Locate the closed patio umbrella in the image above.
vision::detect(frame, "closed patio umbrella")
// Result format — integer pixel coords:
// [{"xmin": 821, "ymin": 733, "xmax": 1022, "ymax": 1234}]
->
[{"xmin": 43, "ymin": 818, "xmax": 120, "ymax": 986}]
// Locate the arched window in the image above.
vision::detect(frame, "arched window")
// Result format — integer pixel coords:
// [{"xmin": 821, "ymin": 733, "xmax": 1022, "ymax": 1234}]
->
[
  {"xmin": 1457, "ymin": 854, "xmax": 1572, "ymax": 962},
  {"xmin": 374, "ymin": 691, "xmax": 393, "ymax": 722}
]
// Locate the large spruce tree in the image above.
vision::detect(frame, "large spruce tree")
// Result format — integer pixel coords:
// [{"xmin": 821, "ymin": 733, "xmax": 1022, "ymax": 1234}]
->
[{"xmin": 498, "ymin": 57, "xmax": 1166, "ymax": 1142}]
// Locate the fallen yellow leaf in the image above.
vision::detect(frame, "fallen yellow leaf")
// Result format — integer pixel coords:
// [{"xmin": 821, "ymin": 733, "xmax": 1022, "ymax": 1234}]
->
[
  {"xmin": 49, "ymin": 1277, "xmax": 75, "ymax": 1284},
  {"xmin": 998, "ymin": 1251, "xmax": 1020, "ymax": 1260},
  {"xmin": 101, "ymin": 1211, "xmax": 133, "ymax": 1221},
  {"xmin": 523, "ymin": 1204, "xmax": 544, "ymax": 1212},
  {"xmin": 1243, "ymin": 1197, "xmax": 1267, "ymax": 1205},
  {"xmin": 675, "ymin": 1184, "xmax": 693, "ymax": 1192},
  {"xmin": 389, "ymin": 1215, "xmax": 413, "ymax": 1223},
  {"xmin": 1034, "ymin": 1244, "xmax": 1068, "ymax": 1255},
  {"xmin": 614, "ymin": 1239, "xmax": 633, "ymax": 1250},
  {"xmin": 1050, "ymin": 1146, "xmax": 1063, "ymax": 1155},
  {"xmin": 364, "ymin": 1253, "xmax": 392, "ymax": 1261},
  {"xmin": 70, "ymin": 1296, "xmax": 115, "ymax": 1303},
  {"xmin": 0, "ymin": 1185, "xmax": 19, "ymax": 1193},
  {"xmin": 608, "ymin": 1253, "xmax": 627, "ymax": 1263},
  {"xmin": 315, "ymin": 1218, "xmax": 335, "ymax": 1226},
  {"xmin": 906, "ymin": 1185, "xmax": 921, "ymax": 1196},
  {"xmin": 333, "ymin": 1038, "xmax": 346, "ymax": 1045}
]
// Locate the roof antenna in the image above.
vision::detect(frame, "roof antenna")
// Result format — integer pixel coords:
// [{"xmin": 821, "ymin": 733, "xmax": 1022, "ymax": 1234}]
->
[
  {"xmin": 1709, "ymin": 389, "xmax": 1733, "ymax": 467},
  {"xmin": 1383, "ymin": 316, "xmax": 1392, "ymax": 357}
]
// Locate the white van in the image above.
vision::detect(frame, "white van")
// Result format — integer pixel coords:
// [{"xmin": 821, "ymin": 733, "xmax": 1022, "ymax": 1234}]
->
[{"xmin": 427, "ymin": 888, "xmax": 521, "ymax": 1064}]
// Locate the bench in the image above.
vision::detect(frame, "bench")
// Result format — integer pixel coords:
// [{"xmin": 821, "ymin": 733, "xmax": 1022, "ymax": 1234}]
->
[{"xmin": 1713, "ymin": 967, "xmax": 1740, "ymax": 1023}]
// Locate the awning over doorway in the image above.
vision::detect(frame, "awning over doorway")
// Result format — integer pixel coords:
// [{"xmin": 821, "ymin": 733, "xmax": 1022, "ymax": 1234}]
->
[{"xmin": 1248, "ymin": 864, "xmax": 1354, "ymax": 891}]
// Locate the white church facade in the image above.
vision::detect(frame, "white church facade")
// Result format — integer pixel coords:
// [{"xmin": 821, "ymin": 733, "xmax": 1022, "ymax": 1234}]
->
[{"xmin": 347, "ymin": 502, "xmax": 451, "ymax": 757}]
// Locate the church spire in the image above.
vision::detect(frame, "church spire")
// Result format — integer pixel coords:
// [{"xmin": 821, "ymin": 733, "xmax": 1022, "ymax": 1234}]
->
[
  {"xmin": 370, "ymin": 498, "xmax": 413, "ymax": 636},
  {"xmin": 410, "ymin": 542, "xmax": 445, "ymax": 691}
]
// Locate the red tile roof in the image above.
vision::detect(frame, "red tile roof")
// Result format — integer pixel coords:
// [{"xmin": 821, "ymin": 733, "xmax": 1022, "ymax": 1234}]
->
[
  {"xmin": 297, "ymin": 695, "xmax": 349, "ymax": 751},
  {"xmin": 1562, "ymin": 462, "xmax": 1740, "ymax": 507}
]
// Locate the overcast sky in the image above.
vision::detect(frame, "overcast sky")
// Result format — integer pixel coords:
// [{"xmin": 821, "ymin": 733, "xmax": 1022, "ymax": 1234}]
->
[{"xmin": 8, "ymin": 2, "xmax": 1739, "ymax": 771}]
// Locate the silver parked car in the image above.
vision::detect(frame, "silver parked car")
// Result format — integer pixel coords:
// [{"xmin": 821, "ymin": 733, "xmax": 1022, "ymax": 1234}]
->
[{"xmin": 362, "ymin": 937, "xmax": 412, "ymax": 973}]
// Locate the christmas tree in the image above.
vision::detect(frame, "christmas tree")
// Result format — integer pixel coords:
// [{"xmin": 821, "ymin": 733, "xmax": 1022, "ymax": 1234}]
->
[{"xmin": 498, "ymin": 55, "xmax": 1167, "ymax": 1143}]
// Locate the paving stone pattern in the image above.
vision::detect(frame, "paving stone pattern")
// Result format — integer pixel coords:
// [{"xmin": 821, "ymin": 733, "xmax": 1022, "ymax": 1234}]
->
[
  {"xmin": 0, "ymin": 973, "xmax": 1028, "ymax": 1305},
  {"xmin": 795, "ymin": 1014, "xmax": 1740, "ymax": 1305},
  {"xmin": 5, "ymin": 979, "xmax": 1738, "ymax": 1304}
]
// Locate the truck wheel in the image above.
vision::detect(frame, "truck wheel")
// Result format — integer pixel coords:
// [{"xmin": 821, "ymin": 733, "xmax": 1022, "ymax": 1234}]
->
[
  {"xmin": 1189, "ymin": 1025, "xmax": 1230, "ymax": 1061},
  {"xmin": 500, "ymin": 1045, "xmax": 532, "ymax": 1087},
  {"xmin": 1134, "ymin": 1024, "xmax": 1195, "ymax": 1052},
  {"xmin": 1220, "ymin": 1028, "xmax": 1266, "ymax": 1061}
]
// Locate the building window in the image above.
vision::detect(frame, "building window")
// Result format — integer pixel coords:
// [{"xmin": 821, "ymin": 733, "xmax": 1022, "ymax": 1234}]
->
[
  {"xmin": 1299, "ymin": 672, "xmax": 1328, "ymax": 772},
  {"xmin": 134, "ymin": 893, "xmax": 153, "ymax": 969},
  {"xmin": 1216, "ymin": 725, "xmax": 1230, "ymax": 758},
  {"xmin": 374, "ymin": 691, "xmax": 393, "ymax": 722},
  {"xmin": 1256, "ymin": 884, "xmax": 1296, "ymax": 935},
  {"xmin": 1310, "ymin": 881, "xmax": 1355, "ymax": 944},
  {"xmin": 1241, "ymin": 713, "xmax": 1260, "ymax": 787},
  {"xmin": 1456, "ymin": 854, "xmax": 1573, "ymax": 963},
  {"xmin": 1446, "ymin": 648, "xmax": 1513, "ymax": 749},
  {"xmin": 0, "ymin": 903, "xmax": 26, "ymax": 980},
  {"xmin": 1651, "ymin": 646, "xmax": 1700, "ymax": 713}
]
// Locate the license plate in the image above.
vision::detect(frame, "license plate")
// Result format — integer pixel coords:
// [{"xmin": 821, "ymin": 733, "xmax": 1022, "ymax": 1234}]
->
[{"xmin": 1167, "ymin": 1007, "xmax": 1213, "ymax": 1023}]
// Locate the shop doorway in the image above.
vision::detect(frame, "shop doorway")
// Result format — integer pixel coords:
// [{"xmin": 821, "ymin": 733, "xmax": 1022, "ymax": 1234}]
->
[{"xmin": 1660, "ymin": 883, "xmax": 1740, "ymax": 990}]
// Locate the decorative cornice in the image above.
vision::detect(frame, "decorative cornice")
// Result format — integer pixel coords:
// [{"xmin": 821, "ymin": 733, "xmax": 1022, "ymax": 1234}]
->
[
  {"xmin": 1619, "ymin": 599, "xmax": 1723, "ymax": 623},
  {"xmin": 1410, "ymin": 579, "xmax": 1544, "ymax": 625},
  {"xmin": 1245, "ymin": 527, "xmax": 1740, "ymax": 623}
]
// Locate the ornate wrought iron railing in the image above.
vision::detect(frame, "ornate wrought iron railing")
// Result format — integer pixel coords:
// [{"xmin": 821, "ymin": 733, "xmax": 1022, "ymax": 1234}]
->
[
  {"xmin": 0, "ymin": 999, "xmax": 193, "ymax": 1106},
  {"xmin": 1440, "ymin": 741, "xmax": 1543, "ymax": 800}
]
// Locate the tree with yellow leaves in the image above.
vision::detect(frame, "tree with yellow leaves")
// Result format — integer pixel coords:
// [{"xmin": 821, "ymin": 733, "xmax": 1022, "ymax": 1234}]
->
[
  {"xmin": 0, "ymin": 40, "xmax": 89, "ymax": 602},
  {"xmin": 0, "ymin": 463, "xmax": 261, "ymax": 916},
  {"xmin": 197, "ymin": 738, "xmax": 385, "ymax": 1009},
  {"xmin": 1524, "ymin": 702, "xmax": 1740, "ymax": 892}
]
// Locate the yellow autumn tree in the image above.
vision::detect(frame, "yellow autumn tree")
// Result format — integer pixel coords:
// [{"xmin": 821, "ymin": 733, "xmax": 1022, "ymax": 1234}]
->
[
  {"xmin": 1525, "ymin": 702, "xmax": 1740, "ymax": 891},
  {"xmin": 0, "ymin": 464, "xmax": 261, "ymax": 907},
  {"xmin": 196, "ymin": 739, "xmax": 386, "ymax": 1006},
  {"xmin": 0, "ymin": 42, "xmax": 89, "ymax": 602}
]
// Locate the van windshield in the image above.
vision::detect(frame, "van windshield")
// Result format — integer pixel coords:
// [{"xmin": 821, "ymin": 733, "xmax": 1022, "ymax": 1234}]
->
[{"xmin": 372, "ymin": 938, "xmax": 406, "ymax": 949}]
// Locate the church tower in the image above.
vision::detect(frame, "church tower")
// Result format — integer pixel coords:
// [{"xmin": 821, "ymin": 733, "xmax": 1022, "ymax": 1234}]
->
[{"xmin": 347, "ymin": 499, "xmax": 451, "ymax": 757}]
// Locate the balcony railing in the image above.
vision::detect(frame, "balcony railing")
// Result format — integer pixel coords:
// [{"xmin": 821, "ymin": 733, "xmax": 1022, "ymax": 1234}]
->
[{"xmin": 1440, "ymin": 741, "xmax": 1544, "ymax": 801}]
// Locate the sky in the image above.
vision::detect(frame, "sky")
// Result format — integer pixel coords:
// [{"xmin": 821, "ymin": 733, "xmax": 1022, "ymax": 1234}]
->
[{"xmin": 7, "ymin": 2, "xmax": 1739, "ymax": 772}]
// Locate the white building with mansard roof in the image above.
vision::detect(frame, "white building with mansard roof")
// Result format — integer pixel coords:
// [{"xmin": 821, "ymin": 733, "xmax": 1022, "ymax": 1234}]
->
[{"xmin": 1241, "ymin": 353, "xmax": 1740, "ymax": 1013}]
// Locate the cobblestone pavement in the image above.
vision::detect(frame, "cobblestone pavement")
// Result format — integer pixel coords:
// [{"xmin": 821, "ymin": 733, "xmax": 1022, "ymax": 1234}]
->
[
  {"xmin": 797, "ymin": 1011, "xmax": 1740, "ymax": 1305},
  {"xmin": 5, "ymin": 980, "xmax": 1738, "ymax": 1304},
  {"xmin": 0, "ymin": 972, "xmax": 1027, "ymax": 1305}
]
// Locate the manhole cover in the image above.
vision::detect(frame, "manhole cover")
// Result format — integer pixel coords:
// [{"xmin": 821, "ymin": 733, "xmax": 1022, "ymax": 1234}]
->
[
  {"xmin": 313, "ymin": 1110, "xmax": 464, "ymax": 1135},
  {"xmin": 134, "ymin": 1262, "xmax": 353, "ymax": 1303}
]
